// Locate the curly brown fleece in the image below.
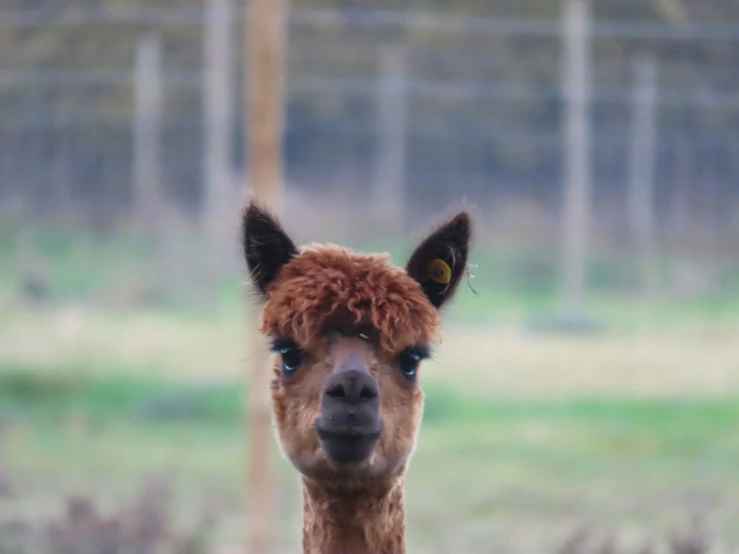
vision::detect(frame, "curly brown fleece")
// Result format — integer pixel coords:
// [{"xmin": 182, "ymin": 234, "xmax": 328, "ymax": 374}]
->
[{"xmin": 260, "ymin": 244, "xmax": 442, "ymax": 355}]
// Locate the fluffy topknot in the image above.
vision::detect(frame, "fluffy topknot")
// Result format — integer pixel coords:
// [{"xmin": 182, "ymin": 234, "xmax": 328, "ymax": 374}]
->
[{"xmin": 260, "ymin": 244, "xmax": 442, "ymax": 353}]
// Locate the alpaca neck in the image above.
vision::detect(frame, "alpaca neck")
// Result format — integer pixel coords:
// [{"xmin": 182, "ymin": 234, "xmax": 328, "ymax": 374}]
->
[{"xmin": 302, "ymin": 477, "xmax": 406, "ymax": 554}]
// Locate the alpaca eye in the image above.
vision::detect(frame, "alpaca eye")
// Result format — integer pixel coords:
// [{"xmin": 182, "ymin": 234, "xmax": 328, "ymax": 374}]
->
[
  {"xmin": 271, "ymin": 338, "xmax": 304, "ymax": 374},
  {"xmin": 279, "ymin": 346, "xmax": 303, "ymax": 373},
  {"xmin": 397, "ymin": 347, "xmax": 428, "ymax": 380}
]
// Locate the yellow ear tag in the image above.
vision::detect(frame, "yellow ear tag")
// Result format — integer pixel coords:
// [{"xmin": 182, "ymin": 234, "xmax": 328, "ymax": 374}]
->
[{"xmin": 428, "ymin": 259, "xmax": 452, "ymax": 285}]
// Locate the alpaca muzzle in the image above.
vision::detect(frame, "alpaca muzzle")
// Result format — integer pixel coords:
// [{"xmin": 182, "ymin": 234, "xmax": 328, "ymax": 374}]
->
[{"xmin": 315, "ymin": 368, "xmax": 383, "ymax": 464}]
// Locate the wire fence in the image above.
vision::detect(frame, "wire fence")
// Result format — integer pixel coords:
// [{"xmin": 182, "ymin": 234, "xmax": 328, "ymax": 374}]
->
[{"xmin": 1, "ymin": 3, "xmax": 738, "ymax": 300}]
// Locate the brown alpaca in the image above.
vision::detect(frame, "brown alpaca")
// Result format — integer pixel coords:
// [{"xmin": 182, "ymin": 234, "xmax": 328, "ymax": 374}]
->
[{"xmin": 242, "ymin": 202, "xmax": 472, "ymax": 554}]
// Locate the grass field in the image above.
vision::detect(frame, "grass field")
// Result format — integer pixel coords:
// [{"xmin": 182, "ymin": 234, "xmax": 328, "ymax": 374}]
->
[
  {"xmin": 2, "ymin": 226, "xmax": 739, "ymax": 552},
  {"xmin": 4, "ymin": 378, "xmax": 739, "ymax": 552},
  {"xmin": 3, "ymin": 305, "xmax": 739, "ymax": 552}
]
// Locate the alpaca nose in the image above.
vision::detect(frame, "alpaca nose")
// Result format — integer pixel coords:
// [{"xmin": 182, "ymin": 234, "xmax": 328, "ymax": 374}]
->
[
  {"xmin": 318, "ymin": 364, "xmax": 382, "ymax": 464},
  {"xmin": 324, "ymin": 369, "xmax": 378, "ymax": 405}
]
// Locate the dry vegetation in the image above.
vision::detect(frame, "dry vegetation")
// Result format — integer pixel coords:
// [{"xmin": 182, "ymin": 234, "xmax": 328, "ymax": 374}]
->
[
  {"xmin": 433, "ymin": 325, "xmax": 739, "ymax": 398},
  {"xmin": 0, "ymin": 478, "xmax": 221, "ymax": 554},
  {"xmin": 0, "ymin": 470, "xmax": 727, "ymax": 554},
  {"xmin": 3, "ymin": 304, "xmax": 739, "ymax": 398}
]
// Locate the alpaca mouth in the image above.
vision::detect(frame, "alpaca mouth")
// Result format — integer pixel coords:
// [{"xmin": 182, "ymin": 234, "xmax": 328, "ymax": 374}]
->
[{"xmin": 315, "ymin": 422, "xmax": 383, "ymax": 464}]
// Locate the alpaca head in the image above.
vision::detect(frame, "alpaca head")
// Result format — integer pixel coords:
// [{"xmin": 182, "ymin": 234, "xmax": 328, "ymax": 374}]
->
[{"xmin": 242, "ymin": 203, "xmax": 471, "ymax": 488}]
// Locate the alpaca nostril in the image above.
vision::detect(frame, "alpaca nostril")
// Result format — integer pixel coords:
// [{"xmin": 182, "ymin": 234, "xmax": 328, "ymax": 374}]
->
[
  {"xmin": 324, "ymin": 369, "xmax": 378, "ymax": 405},
  {"xmin": 326, "ymin": 383, "xmax": 347, "ymax": 399}
]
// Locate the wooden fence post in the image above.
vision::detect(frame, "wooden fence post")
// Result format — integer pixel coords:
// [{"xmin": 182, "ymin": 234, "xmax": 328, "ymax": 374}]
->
[
  {"xmin": 203, "ymin": 0, "xmax": 234, "ymax": 281},
  {"xmin": 372, "ymin": 45, "xmax": 408, "ymax": 231},
  {"xmin": 132, "ymin": 34, "xmax": 163, "ymax": 235},
  {"xmin": 560, "ymin": 0, "xmax": 593, "ymax": 313},
  {"xmin": 245, "ymin": 0, "xmax": 289, "ymax": 551},
  {"xmin": 628, "ymin": 53, "xmax": 659, "ymax": 297}
]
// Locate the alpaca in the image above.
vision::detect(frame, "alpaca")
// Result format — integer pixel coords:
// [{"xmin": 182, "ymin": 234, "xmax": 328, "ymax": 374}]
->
[{"xmin": 242, "ymin": 201, "xmax": 472, "ymax": 554}]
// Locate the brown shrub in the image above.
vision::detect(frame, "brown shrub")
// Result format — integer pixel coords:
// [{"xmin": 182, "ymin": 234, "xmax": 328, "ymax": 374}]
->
[{"xmin": 0, "ymin": 477, "xmax": 221, "ymax": 554}]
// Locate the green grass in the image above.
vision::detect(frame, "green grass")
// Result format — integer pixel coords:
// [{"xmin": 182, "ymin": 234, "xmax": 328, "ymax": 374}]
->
[
  {"xmin": 0, "ymin": 367, "xmax": 242, "ymax": 425},
  {"xmin": 3, "ymin": 223, "xmax": 739, "ymax": 550},
  {"xmin": 4, "ymin": 222, "xmax": 739, "ymax": 330},
  {"xmin": 4, "ymin": 369, "xmax": 738, "ymax": 494},
  {"xmin": 4, "ymin": 364, "xmax": 738, "ymax": 426},
  {"xmin": 4, "ymin": 372, "xmax": 738, "ymax": 551}
]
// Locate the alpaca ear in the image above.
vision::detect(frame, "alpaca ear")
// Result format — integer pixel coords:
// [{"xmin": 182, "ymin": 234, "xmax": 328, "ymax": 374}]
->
[
  {"xmin": 242, "ymin": 201, "xmax": 298, "ymax": 295},
  {"xmin": 405, "ymin": 211, "xmax": 472, "ymax": 309}
]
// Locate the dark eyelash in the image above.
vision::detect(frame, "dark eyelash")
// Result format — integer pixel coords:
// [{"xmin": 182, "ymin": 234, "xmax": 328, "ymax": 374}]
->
[
  {"xmin": 406, "ymin": 346, "xmax": 431, "ymax": 361},
  {"xmin": 269, "ymin": 337, "xmax": 299, "ymax": 353}
]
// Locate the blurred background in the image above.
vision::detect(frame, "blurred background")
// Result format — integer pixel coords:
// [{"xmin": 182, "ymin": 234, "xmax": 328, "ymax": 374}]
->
[{"xmin": 1, "ymin": 0, "xmax": 738, "ymax": 552}]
